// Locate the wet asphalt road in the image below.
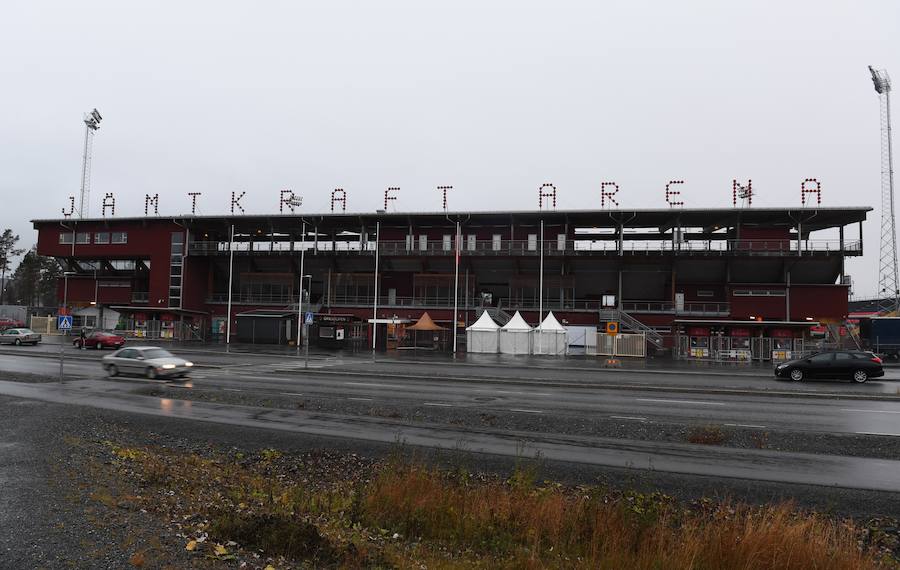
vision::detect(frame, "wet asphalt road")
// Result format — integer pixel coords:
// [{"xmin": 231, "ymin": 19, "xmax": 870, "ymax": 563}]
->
[
  {"xmin": 5, "ymin": 345, "xmax": 900, "ymax": 491},
  {"xmin": 3, "ymin": 347, "xmax": 900, "ymax": 437}
]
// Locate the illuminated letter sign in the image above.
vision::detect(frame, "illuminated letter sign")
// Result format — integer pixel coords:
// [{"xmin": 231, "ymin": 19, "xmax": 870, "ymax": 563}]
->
[
  {"xmin": 231, "ymin": 191, "xmax": 246, "ymax": 214},
  {"xmin": 666, "ymin": 180, "xmax": 685, "ymax": 207},
  {"xmin": 437, "ymin": 186, "xmax": 452, "ymax": 211},
  {"xmin": 538, "ymin": 183, "xmax": 557, "ymax": 209},
  {"xmin": 331, "ymin": 189, "xmax": 347, "ymax": 212},
  {"xmin": 601, "ymin": 182, "xmax": 619, "ymax": 207},
  {"xmin": 188, "ymin": 192, "xmax": 201, "ymax": 214},
  {"xmin": 144, "ymin": 194, "xmax": 159, "ymax": 215},
  {"xmin": 279, "ymin": 190, "xmax": 301, "ymax": 213},
  {"xmin": 801, "ymin": 178, "xmax": 821, "ymax": 206},
  {"xmin": 101, "ymin": 193, "xmax": 116, "ymax": 217},
  {"xmin": 732, "ymin": 179, "xmax": 752, "ymax": 206},
  {"xmin": 384, "ymin": 187, "xmax": 399, "ymax": 210},
  {"xmin": 62, "ymin": 196, "xmax": 75, "ymax": 217}
]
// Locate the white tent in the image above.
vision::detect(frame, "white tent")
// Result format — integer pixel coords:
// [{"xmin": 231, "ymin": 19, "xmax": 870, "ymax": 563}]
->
[
  {"xmin": 533, "ymin": 311, "xmax": 568, "ymax": 355},
  {"xmin": 499, "ymin": 311, "xmax": 533, "ymax": 355},
  {"xmin": 466, "ymin": 311, "xmax": 500, "ymax": 353}
]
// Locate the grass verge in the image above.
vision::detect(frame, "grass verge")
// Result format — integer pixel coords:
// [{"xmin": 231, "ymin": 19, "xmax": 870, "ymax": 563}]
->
[{"xmin": 94, "ymin": 441, "xmax": 896, "ymax": 569}]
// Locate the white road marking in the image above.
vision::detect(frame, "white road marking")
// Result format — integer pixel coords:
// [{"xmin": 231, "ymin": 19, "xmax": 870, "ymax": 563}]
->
[
  {"xmin": 842, "ymin": 409, "xmax": 900, "ymax": 414},
  {"xmin": 223, "ymin": 388, "xmax": 243, "ymax": 392},
  {"xmin": 856, "ymin": 431, "xmax": 900, "ymax": 437},
  {"xmin": 485, "ymin": 390, "xmax": 552, "ymax": 396},
  {"xmin": 345, "ymin": 382, "xmax": 406, "ymax": 389},
  {"xmin": 611, "ymin": 415, "xmax": 647, "ymax": 421},
  {"xmin": 280, "ymin": 392, "xmax": 304, "ymax": 396},
  {"xmin": 347, "ymin": 397, "xmax": 373, "ymax": 401},
  {"xmin": 423, "ymin": 402, "xmax": 454, "ymax": 407},
  {"xmin": 724, "ymin": 423, "xmax": 767, "ymax": 429},
  {"xmin": 636, "ymin": 398, "xmax": 726, "ymax": 406},
  {"xmin": 510, "ymin": 408, "xmax": 543, "ymax": 414}
]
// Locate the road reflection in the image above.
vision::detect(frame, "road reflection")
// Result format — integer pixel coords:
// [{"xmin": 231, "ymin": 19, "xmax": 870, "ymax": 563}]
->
[{"xmin": 159, "ymin": 398, "xmax": 192, "ymax": 413}]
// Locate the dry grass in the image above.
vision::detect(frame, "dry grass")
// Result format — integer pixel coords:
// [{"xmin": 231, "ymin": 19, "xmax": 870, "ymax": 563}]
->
[
  {"xmin": 687, "ymin": 424, "xmax": 728, "ymax": 445},
  {"xmin": 364, "ymin": 462, "xmax": 884, "ymax": 569},
  {"xmin": 102, "ymin": 442, "xmax": 891, "ymax": 569}
]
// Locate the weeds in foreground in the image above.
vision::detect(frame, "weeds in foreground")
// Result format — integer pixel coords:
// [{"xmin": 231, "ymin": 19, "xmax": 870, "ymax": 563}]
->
[
  {"xmin": 687, "ymin": 424, "xmax": 728, "ymax": 445},
  {"xmin": 103, "ymin": 442, "xmax": 890, "ymax": 569}
]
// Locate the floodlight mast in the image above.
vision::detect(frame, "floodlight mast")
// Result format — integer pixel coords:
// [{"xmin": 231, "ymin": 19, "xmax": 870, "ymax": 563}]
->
[
  {"xmin": 78, "ymin": 108, "xmax": 102, "ymax": 219},
  {"xmin": 869, "ymin": 67, "xmax": 898, "ymax": 314}
]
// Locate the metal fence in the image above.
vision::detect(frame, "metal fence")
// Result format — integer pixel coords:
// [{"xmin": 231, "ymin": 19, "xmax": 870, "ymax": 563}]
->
[{"xmin": 594, "ymin": 332, "xmax": 647, "ymax": 357}]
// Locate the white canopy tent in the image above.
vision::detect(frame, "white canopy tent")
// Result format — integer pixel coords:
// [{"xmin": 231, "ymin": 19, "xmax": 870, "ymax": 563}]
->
[
  {"xmin": 533, "ymin": 311, "xmax": 568, "ymax": 355},
  {"xmin": 499, "ymin": 311, "xmax": 533, "ymax": 355},
  {"xmin": 466, "ymin": 311, "xmax": 500, "ymax": 353}
]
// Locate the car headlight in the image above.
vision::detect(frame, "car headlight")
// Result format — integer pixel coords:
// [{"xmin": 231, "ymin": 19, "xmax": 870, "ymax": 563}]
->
[
  {"xmin": 162, "ymin": 364, "xmax": 176, "ymax": 370},
  {"xmin": 184, "ymin": 362, "xmax": 193, "ymax": 367}
]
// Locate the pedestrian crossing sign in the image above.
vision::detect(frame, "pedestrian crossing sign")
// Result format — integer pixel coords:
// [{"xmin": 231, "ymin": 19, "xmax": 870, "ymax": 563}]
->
[{"xmin": 57, "ymin": 315, "xmax": 73, "ymax": 330}]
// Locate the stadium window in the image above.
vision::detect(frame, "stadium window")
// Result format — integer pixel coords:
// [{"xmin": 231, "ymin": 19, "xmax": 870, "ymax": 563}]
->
[
  {"xmin": 419, "ymin": 235, "xmax": 428, "ymax": 251},
  {"xmin": 697, "ymin": 290, "xmax": 715, "ymax": 297},
  {"xmin": 443, "ymin": 234, "xmax": 452, "ymax": 251},
  {"xmin": 59, "ymin": 233, "xmax": 74, "ymax": 245},
  {"xmin": 492, "ymin": 234, "xmax": 502, "ymax": 251},
  {"xmin": 94, "ymin": 232, "xmax": 110, "ymax": 244},
  {"xmin": 111, "ymin": 232, "xmax": 128, "ymax": 244},
  {"xmin": 527, "ymin": 234, "xmax": 537, "ymax": 251},
  {"xmin": 467, "ymin": 234, "xmax": 477, "ymax": 251},
  {"xmin": 557, "ymin": 234, "xmax": 566, "ymax": 251},
  {"xmin": 76, "ymin": 232, "xmax": 91, "ymax": 244}
]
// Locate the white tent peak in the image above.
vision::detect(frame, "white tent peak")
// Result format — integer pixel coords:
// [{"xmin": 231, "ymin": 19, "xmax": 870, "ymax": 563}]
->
[
  {"xmin": 501, "ymin": 311, "xmax": 532, "ymax": 331},
  {"xmin": 537, "ymin": 311, "xmax": 565, "ymax": 331},
  {"xmin": 467, "ymin": 311, "xmax": 500, "ymax": 330}
]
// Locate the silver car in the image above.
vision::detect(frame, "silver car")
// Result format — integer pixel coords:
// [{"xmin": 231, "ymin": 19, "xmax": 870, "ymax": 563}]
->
[
  {"xmin": 0, "ymin": 328, "xmax": 42, "ymax": 346},
  {"xmin": 102, "ymin": 346, "xmax": 194, "ymax": 379}
]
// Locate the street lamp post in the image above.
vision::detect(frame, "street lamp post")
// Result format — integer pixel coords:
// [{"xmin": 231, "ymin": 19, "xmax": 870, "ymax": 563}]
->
[
  {"xmin": 301, "ymin": 274, "xmax": 312, "ymax": 369},
  {"xmin": 59, "ymin": 271, "xmax": 76, "ymax": 383}
]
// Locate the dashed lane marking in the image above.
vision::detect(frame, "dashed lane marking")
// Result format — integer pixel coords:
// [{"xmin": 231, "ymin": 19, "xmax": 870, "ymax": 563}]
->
[
  {"xmin": 280, "ymin": 392, "xmax": 305, "ymax": 396},
  {"xmin": 636, "ymin": 398, "xmax": 726, "ymax": 406},
  {"xmin": 423, "ymin": 402, "xmax": 454, "ymax": 407},
  {"xmin": 842, "ymin": 408, "xmax": 900, "ymax": 414},
  {"xmin": 347, "ymin": 397, "xmax": 373, "ymax": 401},
  {"xmin": 724, "ymin": 423, "xmax": 767, "ymax": 429},
  {"xmin": 611, "ymin": 415, "xmax": 647, "ymax": 421},
  {"xmin": 510, "ymin": 408, "xmax": 543, "ymax": 414}
]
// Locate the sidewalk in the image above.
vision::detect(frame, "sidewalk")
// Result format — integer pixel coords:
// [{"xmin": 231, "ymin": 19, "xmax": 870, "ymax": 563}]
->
[{"xmin": 36, "ymin": 334, "xmax": 782, "ymax": 376}]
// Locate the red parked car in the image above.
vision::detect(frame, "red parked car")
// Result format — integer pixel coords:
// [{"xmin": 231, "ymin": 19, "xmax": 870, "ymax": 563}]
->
[
  {"xmin": 73, "ymin": 331, "xmax": 126, "ymax": 350},
  {"xmin": 0, "ymin": 318, "xmax": 25, "ymax": 330}
]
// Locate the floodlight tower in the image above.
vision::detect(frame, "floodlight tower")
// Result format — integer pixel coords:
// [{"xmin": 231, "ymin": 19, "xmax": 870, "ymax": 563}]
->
[
  {"xmin": 78, "ymin": 108, "xmax": 102, "ymax": 218},
  {"xmin": 869, "ymin": 66, "xmax": 898, "ymax": 314}
]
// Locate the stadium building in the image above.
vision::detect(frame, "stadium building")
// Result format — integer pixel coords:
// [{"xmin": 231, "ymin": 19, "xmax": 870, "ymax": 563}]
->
[{"xmin": 33, "ymin": 206, "xmax": 869, "ymax": 360}]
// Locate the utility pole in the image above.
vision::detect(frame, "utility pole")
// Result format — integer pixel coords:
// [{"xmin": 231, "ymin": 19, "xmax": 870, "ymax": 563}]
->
[
  {"xmin": 870, "ymin": 66, "xmax": 899, "ymax": 314},
  {"xmin": 79, "ymin": 109, "xmax": 102, "ymax": 218}
]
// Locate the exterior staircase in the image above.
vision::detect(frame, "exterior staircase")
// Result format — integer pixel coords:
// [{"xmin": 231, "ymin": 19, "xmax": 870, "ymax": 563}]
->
[
  {"xmin": 598, "ymin": 309, "xmax": 665, "ymax": 350},
  {"xmin": 476, "ymin": 306, "xmax": 512, "ymax": 326}
]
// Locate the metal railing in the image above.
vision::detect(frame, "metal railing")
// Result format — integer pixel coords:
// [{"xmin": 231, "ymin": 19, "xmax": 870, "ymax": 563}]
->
[
  {"xmin": 621, "ymin": 300, "xmax": 730, "ymax": 316},
  {"xmin": 189, "ymin": 238, "xmax": 861, "ymax": 257}
]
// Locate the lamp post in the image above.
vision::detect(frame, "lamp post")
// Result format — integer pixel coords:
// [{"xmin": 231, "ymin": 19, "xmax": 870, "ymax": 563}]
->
[
  {"xmin": 301, "ymin": 274, "xmax": 312, "ymax": 368},
  {"xmin": 59, "ymin": 270, "xmax": 76, "ymax": 383}
]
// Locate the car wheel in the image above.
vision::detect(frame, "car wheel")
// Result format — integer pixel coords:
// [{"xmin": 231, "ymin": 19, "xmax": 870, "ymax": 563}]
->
[
  {"xmin": 146, "ymin": 367, "xmax": 157, "ymax": 380},
  {"xmin": 95, "ymin": 343, "xmax": 102, "ymax": 350},
  {"xmin": 108, "ymin": 364, "xmax": 118, "ymax": 377},
  {"xmin": 14, "ymin": 339, "xmax": 21, "ymax": 346},
  {"xmin": 852, "ymin": 369, "xmax": 869, "ymax": 384},
  {"xmin": 789, "ymin": 368, "xmax": 804, "ymax": 382}
]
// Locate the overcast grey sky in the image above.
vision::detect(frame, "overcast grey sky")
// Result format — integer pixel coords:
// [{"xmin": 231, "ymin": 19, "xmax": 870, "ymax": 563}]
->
[{"xmin": 1, "ymin": 1, "xmax": 898, "ymax": 295}]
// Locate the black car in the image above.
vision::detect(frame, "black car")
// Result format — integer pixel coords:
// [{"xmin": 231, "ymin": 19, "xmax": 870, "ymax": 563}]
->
[{"xmin": 774, "ymin": 350, "xmax": 884, "ymax": 383}]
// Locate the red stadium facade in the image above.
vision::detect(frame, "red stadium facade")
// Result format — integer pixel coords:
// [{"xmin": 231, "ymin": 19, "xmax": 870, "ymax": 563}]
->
[{"xmin": 33, "ymin": 206, "xmax": 869, "ymax": 359}]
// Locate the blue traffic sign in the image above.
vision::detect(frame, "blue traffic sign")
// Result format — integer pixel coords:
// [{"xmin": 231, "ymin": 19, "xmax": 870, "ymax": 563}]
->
[
  {"xmin": 305, "ymin": 311, "xmax": 314, "ymax": 325},
  {"xmin": 57, "ymin": 315, "xmax": 73, "ymax": 330}
]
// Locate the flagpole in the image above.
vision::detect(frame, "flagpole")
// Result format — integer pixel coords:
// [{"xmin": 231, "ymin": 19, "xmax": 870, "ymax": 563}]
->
[
  {"xmin": 372, "ymin": 221, "xmax": 380, "ymax": 353},
  {"xmin": 453, "ymin": 220, "xmax": 460, "ymax": 355}
]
